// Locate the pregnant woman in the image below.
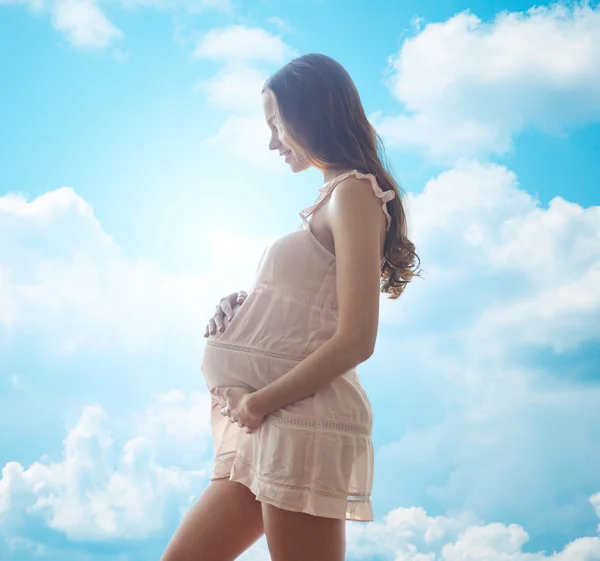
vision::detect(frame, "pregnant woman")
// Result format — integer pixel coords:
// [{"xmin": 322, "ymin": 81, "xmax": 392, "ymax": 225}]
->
[{"xmin": 161, "ymin": 53, "xmax": 419, "ymax": 561}]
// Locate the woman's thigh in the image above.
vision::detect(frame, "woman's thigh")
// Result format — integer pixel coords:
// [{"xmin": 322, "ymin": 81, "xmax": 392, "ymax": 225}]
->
[
  {"xmin": 160, "ymin": 479, "xmax": 264, "ymax": 561},
  {"xmin": 261, "ymin": 503, "xmax": 345, "ymax": 561}
]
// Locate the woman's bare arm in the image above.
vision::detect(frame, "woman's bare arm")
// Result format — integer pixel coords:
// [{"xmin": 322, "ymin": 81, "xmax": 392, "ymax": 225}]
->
[{"xmin": 247, "ymin": 177, "xmax": 386, "ymax": 417}]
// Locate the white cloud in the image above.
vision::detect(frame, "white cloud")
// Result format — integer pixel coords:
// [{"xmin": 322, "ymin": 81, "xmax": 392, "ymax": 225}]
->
[
  {"xmin": 0, "ymin": 187, "xmax": 200, "ymax": 354},
  {"xmin": 377, "ymin": 3, "xmax": 600, "ymax": 160},
  {"xmin": 194, "ymin": 26, "xmax": 296, "ymax": 172},
  {"xmin": 193, "ymin": 25, "xmax": 294, "ymax": 64},
  {"xmin": 373, "ymin": 378, "xmax": 600, "ymax": 552},
  {"xmin": 0, "ymin": 187, "xmax": 267, "ymax": 354},
  {"xmin": 135, "ymin": 390, "xmax": 213, "ymax": 465},
  {"xmin": 386, "ymin": 160, "xmax": 600, "ymax": 354},
  {"xmin": 50, "ymin": 0, "xmax": 124, "ymax": 50},
  {"xmin": 347, "ymin": 507, "xmax": 477, "ymax": 560},
  {"xmin": 3, "ymin": 395, "xmax": 599, "ymax": 558},
  {"xmin": 374, "ymin": 159, "xmax": 600, "ymax": 543},
  {"xmin": 0, "ymin": 0, "xmax": 231, "ymax": 51},
  {"xmin": 203, "ymin": 113, "xmax": 287, "ymax": 172},
  {"xmin": 266, "ymin": 16, "xmax": 295, "ymax": 35},
  {"xmin": 199, "ymin": 62, "xmax": 267, "ymax": 113},
  {"xmin": 346, "ymin": 503, "xmax": 600, "ymax": 561},
  {"xmin": 0, "ymin": 393, "xmax": 209, "ymax": 543},
  {"xmin": 592, "ymin": 494, "xmax": 600, "ymax": 533}
]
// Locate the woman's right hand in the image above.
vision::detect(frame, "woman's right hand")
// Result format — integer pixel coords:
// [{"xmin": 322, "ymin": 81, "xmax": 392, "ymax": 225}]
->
[{"xmin": 204, "ymin": 291, "xmax": 248, "ymax": 338}]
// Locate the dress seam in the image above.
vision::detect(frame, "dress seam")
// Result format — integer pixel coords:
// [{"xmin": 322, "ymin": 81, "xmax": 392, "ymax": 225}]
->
[
  {"xmin": 268, "ymin": 411, "xmax": 371, "ymax": 435},
  {"xmin": 206, "ymin": 340, "xmax": 307, "ymax": 362},
  {"xmin": 210, "ymin": 397, "xmax": 370, "ymax": 436},
  {"xmin": 254, "ymin": 283, "xmax": 337, "ymax": 310},
  {"xmin": 234, "ymin": 455, "xmax": 371, "ymax": 502}
]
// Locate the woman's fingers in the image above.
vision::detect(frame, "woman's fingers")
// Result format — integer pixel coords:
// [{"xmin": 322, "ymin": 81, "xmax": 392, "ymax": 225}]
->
[
  {"xmin": 211, "ymin": 387, "xmax": 229, "ymax": 399},
  {"xmin": 220, "ymin": 297, "xmax": 234, "ymax": 321},
  {"xmin": 213, "ymin": 307, "xmax": 225, "ymax": 332},
  {"xmin": 204, "ymin": 292, "xmax": 247, "ymax": 338}
]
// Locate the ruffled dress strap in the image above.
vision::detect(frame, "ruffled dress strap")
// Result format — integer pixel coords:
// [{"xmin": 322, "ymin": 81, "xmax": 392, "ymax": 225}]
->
[{"xmin": 299, "ymin": 169, "xmax": 395, "ymax": 230}]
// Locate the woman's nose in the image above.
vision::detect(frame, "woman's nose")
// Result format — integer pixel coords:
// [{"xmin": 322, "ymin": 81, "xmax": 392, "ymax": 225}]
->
[{"xmin": 269, "ymin": 133, "xmax": 281, "ymax": 151}]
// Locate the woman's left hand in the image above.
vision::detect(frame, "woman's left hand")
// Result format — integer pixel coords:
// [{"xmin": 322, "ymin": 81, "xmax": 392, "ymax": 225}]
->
[{"xmin": 210, "ymin": 387, "xmax": 265, "ymax": 434}]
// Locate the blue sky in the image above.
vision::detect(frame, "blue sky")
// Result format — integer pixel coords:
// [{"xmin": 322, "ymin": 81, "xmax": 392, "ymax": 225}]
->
[{"xmin": 1, "ymin": 1, "xmax": 600, "ymax": 560}]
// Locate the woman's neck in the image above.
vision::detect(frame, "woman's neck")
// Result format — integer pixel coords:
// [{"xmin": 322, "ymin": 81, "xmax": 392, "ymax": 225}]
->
[{"xmin": 322, "ymin": 167, "xmax": 354, "ymax": 183}]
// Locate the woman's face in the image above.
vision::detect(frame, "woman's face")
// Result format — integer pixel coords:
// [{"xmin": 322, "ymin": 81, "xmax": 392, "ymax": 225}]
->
[{"xmin": 262, "ymin": 89, "xmax": 310, "ymax": 173}]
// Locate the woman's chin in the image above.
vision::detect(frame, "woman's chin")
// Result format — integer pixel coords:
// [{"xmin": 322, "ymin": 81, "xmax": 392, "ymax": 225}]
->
[{"xmin": 288, "ymin": 159, "xmax": 311, "ymax": 173}]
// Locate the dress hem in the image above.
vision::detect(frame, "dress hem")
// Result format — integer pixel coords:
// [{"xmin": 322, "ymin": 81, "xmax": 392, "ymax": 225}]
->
[{"xmin": 223, "ymin": 456, "xmax": 374, "ymax": 523}]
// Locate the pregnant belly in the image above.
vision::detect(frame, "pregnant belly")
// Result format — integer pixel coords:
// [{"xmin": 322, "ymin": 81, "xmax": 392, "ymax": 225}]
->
[
  {"xmin": 202, "ymin": 340, "xmax": 373, "ymax": 427},
  {"xmin": 201, "ymin": 341, "xmax": 302, "ymax": 391}
]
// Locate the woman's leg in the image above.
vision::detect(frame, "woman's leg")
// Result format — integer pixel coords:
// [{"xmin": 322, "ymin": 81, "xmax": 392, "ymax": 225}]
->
[
  {"xmin": 160, "ymin": 479, "xmax": 264, "ymax": 561},
  {"xmin": 261, "ymin": 503, "xmax": 345, "ymax": 561}
]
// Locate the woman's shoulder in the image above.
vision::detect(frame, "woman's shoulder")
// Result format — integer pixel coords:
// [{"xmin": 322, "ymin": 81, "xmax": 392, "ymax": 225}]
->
[{"xmin": 329, "ymin": 171, "xmax": 394, "ymax": 231}]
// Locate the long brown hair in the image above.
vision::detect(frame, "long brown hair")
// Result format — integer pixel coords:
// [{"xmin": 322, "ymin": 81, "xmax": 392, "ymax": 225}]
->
[{"xmin": 264, "ymin": 53, "xmax": 420, "ymax": 299}]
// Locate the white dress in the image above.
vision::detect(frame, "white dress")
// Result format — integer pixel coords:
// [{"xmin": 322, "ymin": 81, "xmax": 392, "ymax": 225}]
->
[{"xmin": 202, "ymin": 170, "xmax": 395, "ymax": 521}]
